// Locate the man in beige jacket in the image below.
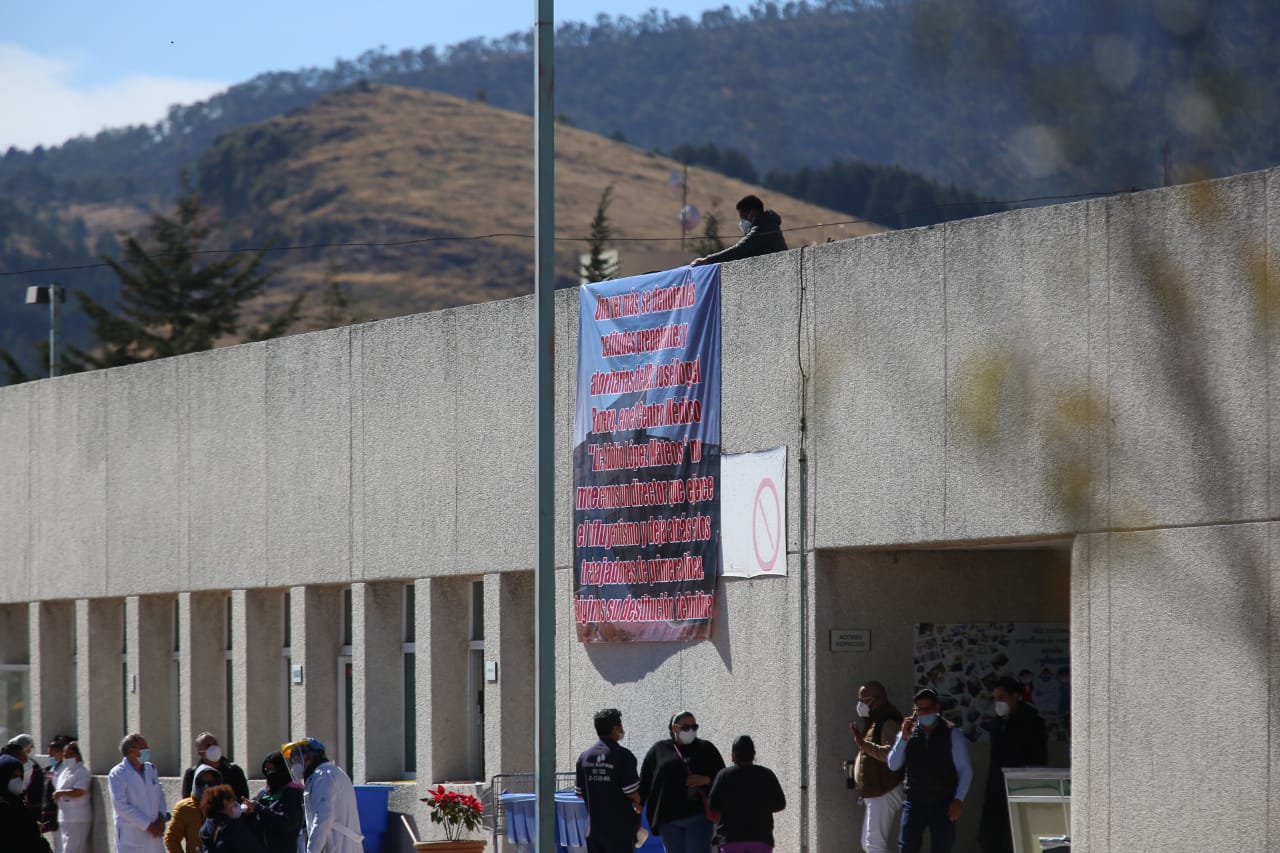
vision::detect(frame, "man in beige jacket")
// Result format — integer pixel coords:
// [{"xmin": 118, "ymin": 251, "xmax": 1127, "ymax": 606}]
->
[{"xmin": 846, "ymin": 682, "xmax": 906, "ymax": 853}]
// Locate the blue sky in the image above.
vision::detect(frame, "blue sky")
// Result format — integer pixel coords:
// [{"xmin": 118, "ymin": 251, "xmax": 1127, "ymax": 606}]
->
[{"xmin": 2, "ymin": 0, "xmax": 737, "ymax": 151}]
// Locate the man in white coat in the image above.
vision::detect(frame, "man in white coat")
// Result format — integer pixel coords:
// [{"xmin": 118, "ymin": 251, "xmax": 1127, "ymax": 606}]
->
[
  {"xmin": 282, "ymin": 738, "xmax": 363, "ymax": 853},
  {"xmin": 107, "ymin": 733, "xmax": 167, "ymax": 853}
]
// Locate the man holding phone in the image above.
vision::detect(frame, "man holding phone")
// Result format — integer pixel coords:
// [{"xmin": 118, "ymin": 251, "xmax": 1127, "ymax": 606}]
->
[{"xmin": 886, "ymin": 689, "xmax": 972, "ymax": 853}]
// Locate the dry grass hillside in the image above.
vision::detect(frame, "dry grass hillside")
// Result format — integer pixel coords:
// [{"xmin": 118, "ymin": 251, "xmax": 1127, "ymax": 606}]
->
[{"xmin": 191, "ymin": 83, "xmax": 883, "ymax": 322}]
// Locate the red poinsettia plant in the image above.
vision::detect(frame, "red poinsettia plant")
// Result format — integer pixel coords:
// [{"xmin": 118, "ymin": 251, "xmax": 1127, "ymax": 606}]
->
[{"xmin": 423, "ymin": 785, "xmax": 484, "ymax": 841}]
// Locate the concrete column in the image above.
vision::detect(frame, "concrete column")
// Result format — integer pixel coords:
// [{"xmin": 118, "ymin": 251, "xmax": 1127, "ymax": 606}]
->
[
  {"xmin": 352, "ymin": 581, "xmax": 402, "ymax": 783},
  {"xmin": 232, "ymin": 589, "xmax": 285, "ymax": 774},
  {"xmin": 29, "ymin": 601, "xmax": 75, "ymax": 747},
  {"xmin": 75, "ymin": 598, "xmax": 125, "ymax": 771},
  {"xmin": 483, "ymin": 572, "xmax": 534, "ymax": 776},
  {"xmin": 178, "ymin": 591, "xmax": 227, "ymax": 768},
  {"xmin": 289, "ymin": 585, "xmax": 343, "ymax": 756},
  {"xmin": 415, "ymin": 576, "xmax": 470, "ymax": 789},
  {"xmin": 125, "ymin": 595, "xmax": 177, "ymax": 774}
]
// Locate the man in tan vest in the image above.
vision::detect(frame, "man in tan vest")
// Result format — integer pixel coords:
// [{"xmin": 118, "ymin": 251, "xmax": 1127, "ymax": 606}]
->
[{"xmin": 846, "ymin": 681, "xmax": 906, "ymax": 853}]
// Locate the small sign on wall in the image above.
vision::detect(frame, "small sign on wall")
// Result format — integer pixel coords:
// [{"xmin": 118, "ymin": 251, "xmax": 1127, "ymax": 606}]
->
[
  {"xmin": 485, "ymin": 661, "xmax": 498, "ymax": 683},
  {"xmin": 830, "ymin": 629, "xmax": 871, "ymax": 653}
]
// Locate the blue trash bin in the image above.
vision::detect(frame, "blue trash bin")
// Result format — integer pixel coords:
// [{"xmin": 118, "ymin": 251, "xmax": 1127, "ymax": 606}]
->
[{"xmin": 353, "ymin": 784, "xmax": 393, "ymax": 853}]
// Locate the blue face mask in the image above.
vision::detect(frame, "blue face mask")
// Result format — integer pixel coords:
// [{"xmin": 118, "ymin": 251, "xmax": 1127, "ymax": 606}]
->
[
  {"xmin": 916, "ymin": 713, "xmax": 939, "ymax": 728},
  {"xmin": 137, "ymin": 749, "xmax": 152, "ymax": 765}
]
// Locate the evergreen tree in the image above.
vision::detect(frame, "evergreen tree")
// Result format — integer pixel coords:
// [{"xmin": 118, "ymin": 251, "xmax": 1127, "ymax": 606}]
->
[
  {"xmin": 579, "ymin": 185, "xmax": 618, "ymax": 283},
  {"xmin": 692, "ymin": 199, "xmax": 727, "ymax": 255},
  {"xmin": 64, "ymin": 182, "xmax": 303, "ymax": 371},
  {"xmin": 309, "ymin": 256, "xmax": 362, "ymax": 330}
]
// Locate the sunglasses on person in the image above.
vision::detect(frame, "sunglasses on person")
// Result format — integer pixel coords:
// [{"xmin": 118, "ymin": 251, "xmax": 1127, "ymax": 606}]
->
[{"xmin": 676, "ymin": 723, "xmax": 700, "ymax": 732}]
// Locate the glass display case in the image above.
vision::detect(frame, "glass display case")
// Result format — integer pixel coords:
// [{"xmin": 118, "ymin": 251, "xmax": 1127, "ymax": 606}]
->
[{"xmin": 1002, "ymin": 767, "xmax": 1071, "ymax": 852}]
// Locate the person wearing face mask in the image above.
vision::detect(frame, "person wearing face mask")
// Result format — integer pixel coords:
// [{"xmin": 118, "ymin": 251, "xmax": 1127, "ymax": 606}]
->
[
  {"xmin": 166, "ymin": 765, "xmax": 222, "ymax": 853},
  {"xmin": 199, "ymin": 784, "xmax": 265, "ymax": 853},
  {"xmin": 181, "ymin": 733, "xmax": 250, "ymax": 801},
  {"xmin": 281, "ymin": 738, "xmax": 362, "ymax": 853},
  {"xmin": 52, "ymin": 742, "xmax": 92, "ymax": 853},
  {"xmin": 845, "ymin": 681, "xmax": 905, "ymax": 853},
  {"xmin": 1, "ymin": 753, "xmax": 48, "ymax": 852},
  {"xmin": 3, "ymin": 733, "xmax": 47, "ymax": 826},
  {"xmin": 689, "ymin": 195, "xmax": 787, "ymax": 267},
  {"xmin": 575, "ymin": 708, "xmax": 642, "ymax": 853},
  {"xmin": 977, "ymin": 676, "xmax": 1047, "ymax": 853},
  {"xmin": 886, "ymin": 689, "xmax": 972, "ymax": 853},
  {"xmin": 639, "ymin": 710, "xmax": 725, "ymax": 853},
  {"xmin": 253, "ymin": 752, "xmax": 304, "ymax": 853},
  {"xmin": 42, "ymin": 734, "xmax": 76, "ymax": 853},
  {"xmin": 108, "ymin": 733, "xmax": 169, "ymax": 853}
]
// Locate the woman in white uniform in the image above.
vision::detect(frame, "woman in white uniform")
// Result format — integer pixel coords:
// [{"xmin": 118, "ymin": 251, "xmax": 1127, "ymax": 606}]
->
[{"xmin": 53, "ymin": 742, "xmax": 92, "ymax": 853}]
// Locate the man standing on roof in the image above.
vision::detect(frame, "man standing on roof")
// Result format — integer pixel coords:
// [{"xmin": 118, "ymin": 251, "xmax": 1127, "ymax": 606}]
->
[
  {"xmin": 691, "ymin": 195, "xmax": 787, "ymax": 266},
  {"xmin": 281, "ymin": 738, "xmax": 362, "ymax": 853}
]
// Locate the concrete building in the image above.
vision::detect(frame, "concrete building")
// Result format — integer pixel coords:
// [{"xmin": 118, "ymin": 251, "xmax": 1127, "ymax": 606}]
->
[{"xmin": 1, "ymin": 165, "xmax": 1278, "ymax": 852}]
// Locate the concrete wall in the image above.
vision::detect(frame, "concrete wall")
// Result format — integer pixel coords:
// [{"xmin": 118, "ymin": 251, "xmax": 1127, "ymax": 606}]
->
[{"xmin": 1, "ymin": 166, "xmax": 1278, "ymax": 851}]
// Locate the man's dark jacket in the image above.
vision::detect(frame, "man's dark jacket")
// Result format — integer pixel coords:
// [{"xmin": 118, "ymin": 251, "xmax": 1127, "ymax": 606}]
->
[
  {"xmin": 182, "ymin": 758, "xmax": 250, "ymax": 800},
  {"xmin": 700, "ymin": 210, "xmax": 787, "ymax": 265},
  {"xmin": 978, "ymin": 702, "xmax": 1048, "ymax": 853}
]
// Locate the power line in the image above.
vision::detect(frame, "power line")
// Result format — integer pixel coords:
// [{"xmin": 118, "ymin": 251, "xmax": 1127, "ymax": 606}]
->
[{"xmin": 0, "ymin": 188, "xmax": 1133, "ymax": 280}]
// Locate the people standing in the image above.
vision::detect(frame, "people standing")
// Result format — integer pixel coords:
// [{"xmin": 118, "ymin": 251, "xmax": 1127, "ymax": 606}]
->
[
  {"xmin": 182, "ymin": 732, "xmax": 251, "ymax": 801},
  {"xmin": 575, "ymin": 708, "xmax": 642, "ymax": 853},
  {"xmin": 199, "ymin": 784, "xmax": 265, "ymax": 853},
  {"xmin": 41, "ymin": 735, "xmax": 72, "ymax": 853},
  {"xmin": 166, "ymin": 765, "xmax": 222, "ymax": 853},
  {"xmin": 52, "ymin": 741, "xmax": 92, "ymax": 853},
  {"xmin": 281, "ymin": 738, "xmax": 363, "ymax": 853},
  {"xmin": 707, "ymin": 735, "xmax": 786, "ymax": 853},
  {"xmin": 108, "ymin": 732, "xmax": 169, "ymax": 853},
  {"xmin": 639, "ymin": 710, "xmax": 725, "ymax": 853},
  {"xmin": 846, "ymin": 681, "xmax": 905, "ymax": 853},
  {"xmin": 886, "ymin": 689, "xmax": 973, "ymax": 853},
  {"xmin": 1, "ymin": 753, "xmax": 48, "ymax": 853},
  {"xmin": 253, "ymin": 752, "xmax": 304, "ymax": 853},
  {"xmin": 978, "ymin": 676, "xmax": 1048, "ymax": 853}
]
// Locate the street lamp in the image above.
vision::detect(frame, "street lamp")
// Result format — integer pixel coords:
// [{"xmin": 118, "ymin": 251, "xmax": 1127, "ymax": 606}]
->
[{"xmin": 25, "ymin": 284, "xmax": 65, "ymax": 378}]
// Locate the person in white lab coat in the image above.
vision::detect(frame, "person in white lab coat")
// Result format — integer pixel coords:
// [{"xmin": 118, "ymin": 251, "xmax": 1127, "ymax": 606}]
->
[
  {"xmin": 281, "ymin": 739, "xmax": 363, "ymax": 853},
  {"xmin": 108, "ymin": 733, "xmax": 168, "ymax": 853},
  {"xmin": 52, "ymin": 741, "xmax": 92, "ymax": 853}
]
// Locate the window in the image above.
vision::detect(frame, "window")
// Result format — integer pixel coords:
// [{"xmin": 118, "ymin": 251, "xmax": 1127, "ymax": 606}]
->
[
  {"xmin": 468, "ymin": 580, "xmax": 485, "ymax": 781},
  {"xmin": 282, "ymin": 592, "xmax": 292, "ymax": 740},
  {"xmin": 337, "ymin": 587, "xmax": 353, "ymax": 775},
  {"xmin": 0, "ymin": 665, "xmax": 31, "ymax": 740},
  {"xmin": 224, "ymin": 595, "xmax": 235, "ymax": 760},
  {"xmin": 402, "ymin": 583, "xmax": 416, "ymax": 777}
]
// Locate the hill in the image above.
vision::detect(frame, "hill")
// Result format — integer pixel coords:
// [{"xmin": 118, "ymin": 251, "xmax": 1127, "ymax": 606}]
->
[
  {"xmin": 0, "ymin": 84, "xmax": 881, "ymax": 377},
  {"xmin": 2, "ymin": 0, "xmax": 1278, "ymax": 206}
]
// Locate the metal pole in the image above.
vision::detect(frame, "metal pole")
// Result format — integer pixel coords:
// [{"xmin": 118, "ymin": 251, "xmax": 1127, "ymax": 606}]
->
[
  {"xmin": 49, "ymin": 284, "xmax": 60, "ymax": 378},
  {"xmin": 533, "ymin": 0, "xmax": 557, "ymax": 850}
]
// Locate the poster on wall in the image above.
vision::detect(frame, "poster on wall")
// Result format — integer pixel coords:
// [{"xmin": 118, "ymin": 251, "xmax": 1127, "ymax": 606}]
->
[
  {"xmin": 573, "ymin": 266, "xmax": 721, "ymax": 642},
  {"xmin": 914, "ymin": 622, "xmax": 1070, "ymax": 742},
  {"xmin": 721, "ymin": 447, "xmax": 787, "ymax": 578}
]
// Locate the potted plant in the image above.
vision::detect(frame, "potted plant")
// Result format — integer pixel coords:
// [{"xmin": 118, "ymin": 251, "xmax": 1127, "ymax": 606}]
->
[{"xmin": 415, "ymin": 785, "xmax": 485, "ymax": 852}]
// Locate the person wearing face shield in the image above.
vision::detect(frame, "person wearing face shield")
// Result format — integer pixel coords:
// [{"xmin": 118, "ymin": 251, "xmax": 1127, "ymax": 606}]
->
[
  {"xmin": 52, "ymin": 742, "xmax": 92, "ymax": 853},
  {"xmin": 281, "ymin": 738, "xmax": 362, "ymax": 853},
  {"xmin": 689, "ymin": 195, "xmax": 787, "ymax": 267},
  {"xmin": 1, "ymin": 753, "xmax": 48, "ymax": 852},
  {"xmin": 107, "ymin": 733, "xmax": 169, "ymax": 853},
  {"xmin": 639, "ymin": 711, "xmax": 725, "ymax": 853},
  {"xmin": 253, "ymin": 752, "xmax": 304, "ymax": 853},
  {"xmin": 166, "ymin": 765, "xmax": 222, "ymax": 853},
  {"xmin": 199, "ymin": 784, "xmax": 265, "ymax": 853},
  {"xmin": 181, "ymin": 733, "xmax": 250, "ymax": 801}
]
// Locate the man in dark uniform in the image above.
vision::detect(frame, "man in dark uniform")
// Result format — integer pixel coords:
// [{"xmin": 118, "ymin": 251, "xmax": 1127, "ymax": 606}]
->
[
  {"xmin": 979, "ymin": 676, "xmax": 1048, "ymax": 853},
  {"xmin": 575, "ymin": 708, "xmax": 642, "ymax": 853},
  {"xmin": 887, "ymin": 689, "xmax": 973, "ymax": 853},
  {"xmin": 180, "ymin": 732, "xmax": 249, "ymax": 801}
]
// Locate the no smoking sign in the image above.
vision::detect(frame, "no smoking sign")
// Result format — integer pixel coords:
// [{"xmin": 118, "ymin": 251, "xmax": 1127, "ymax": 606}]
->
[{"xmin": 722, "ymin": 447, "xmax": 787, "ymax": 578}]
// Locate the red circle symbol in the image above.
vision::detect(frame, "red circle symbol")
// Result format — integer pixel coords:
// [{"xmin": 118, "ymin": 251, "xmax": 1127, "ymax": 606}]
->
[{"xmin": 752, "ymin": 477, "xmax": 782, "ymax": 571}]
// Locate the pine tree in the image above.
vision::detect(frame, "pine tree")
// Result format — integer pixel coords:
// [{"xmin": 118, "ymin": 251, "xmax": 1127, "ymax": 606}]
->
[
  {"xmin": 579, "ymin": 185, "xmax": 618, "ymax": 283},
  {"xmin": 64, "ymin": 181, "xmax": 303, "ymax": 371},
  {"xmin": 692, "ymin": 199, "xmax": 726, "ymax": 255}
]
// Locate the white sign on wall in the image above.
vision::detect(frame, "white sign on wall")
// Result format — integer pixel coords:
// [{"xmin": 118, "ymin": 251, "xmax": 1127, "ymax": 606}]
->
[{"xmin": 721, "ymin": 447, "xmax": 787, "ymax": 578}]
